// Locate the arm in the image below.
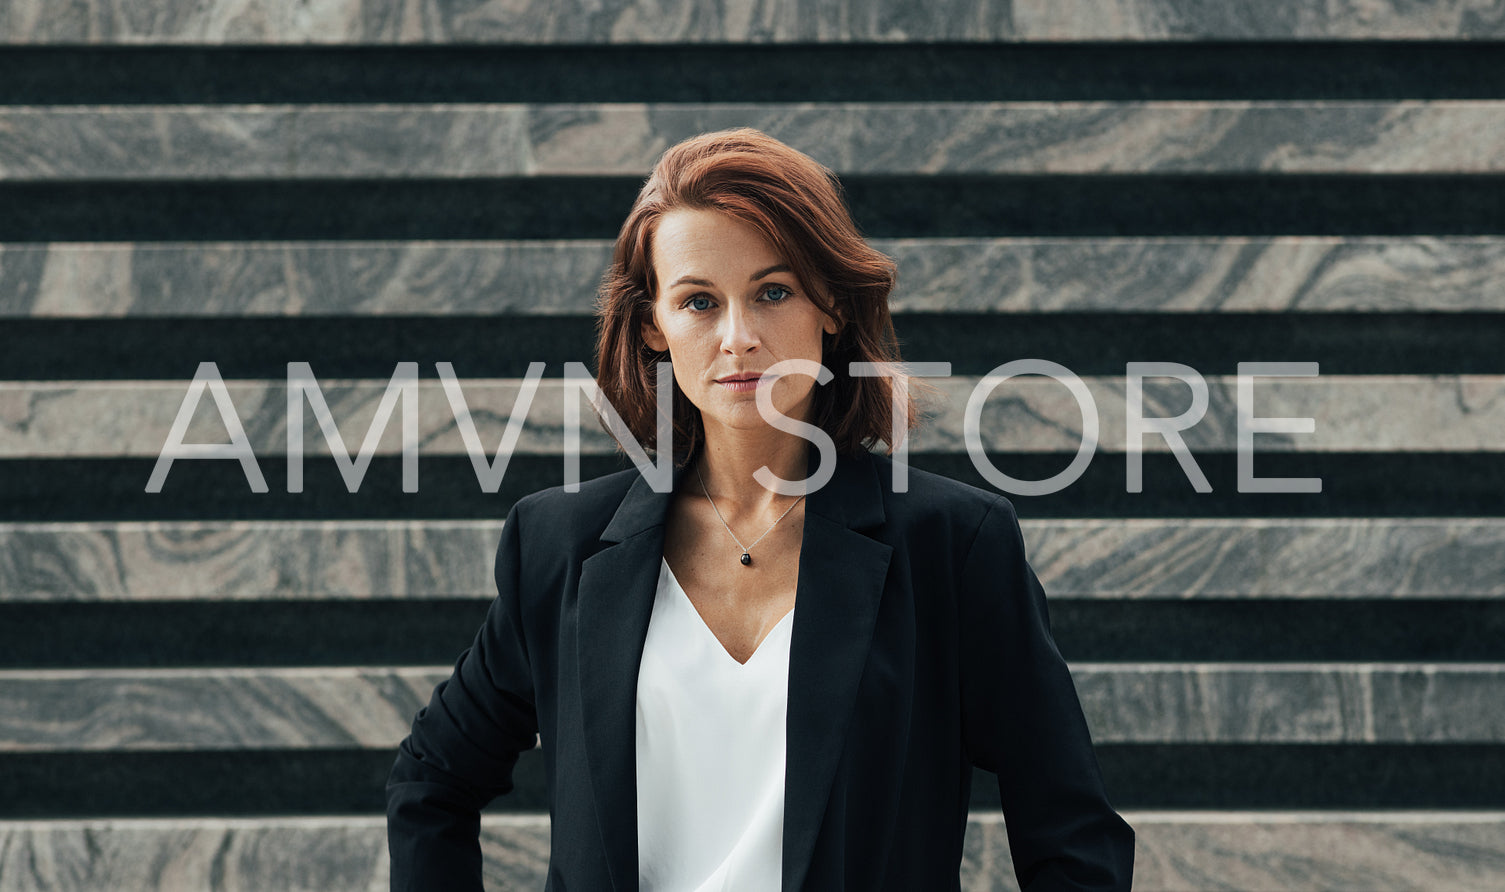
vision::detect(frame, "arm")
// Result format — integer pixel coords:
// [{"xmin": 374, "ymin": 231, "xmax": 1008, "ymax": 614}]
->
[
  {"xmin": 958, "ymin": 495, "xmax": 1135, "ymax": 891},
  {"xmin": 386, "ymin": 501, "xmax": 540, "ymax": 891}
]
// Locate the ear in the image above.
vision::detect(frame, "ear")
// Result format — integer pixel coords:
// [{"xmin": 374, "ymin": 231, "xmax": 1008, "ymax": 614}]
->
[
  {"xmin": 640, "ymin": 312, "xmax": 669, "ymax": 352},
  {"xmin": 822, "ymin": 309, "xmax": 842, "ymax": 336}
]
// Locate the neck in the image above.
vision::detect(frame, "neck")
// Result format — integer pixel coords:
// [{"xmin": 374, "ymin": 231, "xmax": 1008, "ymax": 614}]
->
[{"xmin": 692, "ymin": 428, "xmax": 812, "ymax": 511}]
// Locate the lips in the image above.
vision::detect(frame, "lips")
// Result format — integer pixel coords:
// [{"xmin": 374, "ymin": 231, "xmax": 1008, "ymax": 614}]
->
[{"xmin": 715, "ymin": 372, "xmax": 764, "ymax": 384}]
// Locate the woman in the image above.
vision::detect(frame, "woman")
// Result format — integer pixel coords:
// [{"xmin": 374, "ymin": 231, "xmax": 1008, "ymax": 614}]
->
[{"xmin": 386, "ymin": 128, "xmax": 1134, "ymax": 891}]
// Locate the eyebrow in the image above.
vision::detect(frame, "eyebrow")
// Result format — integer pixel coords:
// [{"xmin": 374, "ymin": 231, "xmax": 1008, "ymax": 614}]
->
[{"xmin": 668, "ymin": 264, "xmax": 792, "ymax": 290}]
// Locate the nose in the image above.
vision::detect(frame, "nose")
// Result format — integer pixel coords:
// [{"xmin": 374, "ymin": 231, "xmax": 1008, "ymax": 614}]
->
[{"xmin": 720, "ymin": 302, "xmax": 760, "ymax": 355}]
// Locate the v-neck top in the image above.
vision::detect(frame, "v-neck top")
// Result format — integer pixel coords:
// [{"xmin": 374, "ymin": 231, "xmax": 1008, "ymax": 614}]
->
[{"xmin": 635, "ymin": 557, "xmax": 795, "ymax": 892}]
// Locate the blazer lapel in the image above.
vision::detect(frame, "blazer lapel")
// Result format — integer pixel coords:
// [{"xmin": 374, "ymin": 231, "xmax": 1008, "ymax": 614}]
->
[
  {"xmin": 575, "ymin": 451, "xmax": 893, "ymax": 892},
  {"xmin": 781, "ymin": 452, "xmax": 893, "ymax": 892},
  {"xmin": 577, "ymin": 463, "xmax": 684, "ymax": 892}
]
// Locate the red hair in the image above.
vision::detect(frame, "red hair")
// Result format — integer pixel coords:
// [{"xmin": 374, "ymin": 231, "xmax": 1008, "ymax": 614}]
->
[{"xmin": 594, "ymin": 127, "xmax": 918, "ymax": 463}]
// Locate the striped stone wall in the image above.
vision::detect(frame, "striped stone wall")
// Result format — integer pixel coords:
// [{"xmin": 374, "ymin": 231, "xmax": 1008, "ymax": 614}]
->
[{"xmin": 2, "ymin": 2, "xmax": 1503, "ymax": 889}]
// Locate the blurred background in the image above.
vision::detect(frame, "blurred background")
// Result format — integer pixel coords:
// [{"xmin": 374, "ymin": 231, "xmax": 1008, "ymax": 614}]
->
[{"xmin": 2, "ymin": 1, "xmax": 1504, "ymax": 889}]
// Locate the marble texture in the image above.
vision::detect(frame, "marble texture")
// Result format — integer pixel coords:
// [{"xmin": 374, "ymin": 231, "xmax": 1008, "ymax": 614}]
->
[
  {"xmin": 1072, "ymin": 663, "xmax": 1505, "ymax": 744},
  {"xmin": 1, "ymin": 812, "xmax": 1502, "ymax": 892},
  {"xmin": 5, "ymin": 663, "xmax": 1504, "ymax": 751},
  {"xmin": 3, "ymin": 375, "xmax": 1500, "ymax": 458},
  {"xmin": 0, "ymin": 814, "xmax": 550, "ymax": 892},
  {"xmin": 920, "ymin": 374, "xmax": 1505, "ymax": 455},
  {"xmin": 1024, "ymin": 517, "xmax": 1505, "ymax": 599},
  {"xmin": 0, "ymin": 520, "xmax": 505, "ymax": 602},
  {"xmin": 6, "ymin": 237, "xmax": 1504, "ymax": 318},
  {"xmin": 4, "ymin": 102, "xmax": 1505, "ymax": 180},
  {"xmin": 0, "ymin": 0, "xmax": 1500, "ymax": 43},
  {"xmin": 971, "ymin": 811, "xmax": 1505, "ymax": 892},
  {"xmin": 0, "ymin": 379, "xmax": 622, "ymax": 458},
  {"xmin": 0, "ymin": 241, "xmax": 617, "ymax": 318},
  {"xmin": 5, "ymin": 517, "xmax": 1504, "ymax": 602},
  {"xmin": 880, "ymin": 236, "xmax": 1505, "ymax": 314},
  {"xmin": 0, "ymin": 666, "xmax": 446, "ymax": 751}
]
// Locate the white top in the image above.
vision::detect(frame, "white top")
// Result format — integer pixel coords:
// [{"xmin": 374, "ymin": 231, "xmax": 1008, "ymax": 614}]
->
[{"xmin": 635, "ymin": 557, "xmax": 795, "ymax": 892}]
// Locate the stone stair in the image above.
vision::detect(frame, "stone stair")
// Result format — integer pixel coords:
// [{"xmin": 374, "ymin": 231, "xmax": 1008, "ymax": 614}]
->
[{"xmin": 2, "ymin": 2, "xmax": 1503, "ymax": 889}]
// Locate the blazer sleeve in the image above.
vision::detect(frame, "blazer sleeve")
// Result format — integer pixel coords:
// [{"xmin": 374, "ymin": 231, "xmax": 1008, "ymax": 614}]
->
[
  {"xmin": 386, "ymin": 501, "xmax": 540, "ymax": 892},
  {"xmin": 958, "ymin": 495, "xmax": 1135, "ymax": 891}
]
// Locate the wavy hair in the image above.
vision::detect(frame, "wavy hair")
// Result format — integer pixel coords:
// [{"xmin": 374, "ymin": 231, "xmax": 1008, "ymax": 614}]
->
[{"xmin": 594, "ymin": 127, "xmax": 920, "ymax": 464}]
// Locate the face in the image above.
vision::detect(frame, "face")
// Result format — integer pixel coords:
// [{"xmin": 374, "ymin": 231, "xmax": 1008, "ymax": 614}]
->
[{"xmin": 641, "ymin": 208, "xmax": 839, "ymax": 440}]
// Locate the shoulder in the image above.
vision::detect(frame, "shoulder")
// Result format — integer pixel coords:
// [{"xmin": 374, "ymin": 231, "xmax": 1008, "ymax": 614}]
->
[
  {"xmin": 493, "ymin": 465, "xmax": 647, "ymax": 609},
  {"xmin": 867, "ymin": 452, "xmax": 1013, "ymax": 525},
  {"xmin": 852, "ymin": 452, "xmax": 1028, "ymax": 568},
  {"xmin": 860, "ymin": 456, "xmax": 1037, "ymax": 606},
  {"xmin": 508, "ymin": 465, "xmax": 642, "ymax": 543}
]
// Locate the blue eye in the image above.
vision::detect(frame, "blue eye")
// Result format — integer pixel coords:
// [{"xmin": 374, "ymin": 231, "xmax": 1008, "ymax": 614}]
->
[
  {"xmin": 763, "ymin": 285, "xmax": 792, "ymax": 302},
  {"xmin": 685, "ymin": 295, "xmax": 713, "ymax": 311}
]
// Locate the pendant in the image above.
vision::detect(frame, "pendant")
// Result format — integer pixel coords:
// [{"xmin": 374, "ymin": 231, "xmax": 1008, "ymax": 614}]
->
[{"xmin": 740, "ymin": 552, "xmax": 752, "ymax": 566}]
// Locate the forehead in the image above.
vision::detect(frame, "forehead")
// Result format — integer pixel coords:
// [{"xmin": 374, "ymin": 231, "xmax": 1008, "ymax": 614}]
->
[{"xmin": 650, "ymin": 208, "xmax": 784, "ymax": 281}]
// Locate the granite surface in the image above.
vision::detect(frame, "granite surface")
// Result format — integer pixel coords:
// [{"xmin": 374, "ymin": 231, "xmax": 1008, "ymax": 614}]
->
[
  {"xmin": 6, "ymin": 237, "xmax": 1502, "ymax": 319},
  {"xmin": 0, "ymin": 379, "xmax": 622, "ymax": 458},
  {"xmin": 0, "ymin": 666, "xmax": 443, "ymax": 751},
  {"xmin": 0, "ymin": 814, "xmax": 551, "ymax": 892},
  {"xmin": 1073, "ymin": 663, "xmax": 1505, "ymax": 743},
  {"xmin": 1, "ymin": 0, "xmax": 1500, "ymax": 43},
  {"xmin": 5, "ymin": 517, "xmax": 1503, "ymax": 602},
  {"xmin": 968, "ymin": 811, "xmax": 1505, "ymax": 892},
  {"xmin": 3, "ymin": 375, "xmax": 1499, "ymax": 458},
  {"xmin": 880, "ymin": 236, "xmax": 1505, "ymax": 314},
  {"xmin": 1, "ymin": 5, "xmax": 1499, "ymax": 888},
  {"xmin": 922, "ymin": 374, "xmax": 1505, "ymax": 455},
  {"xmin": 0, "ymin": 241, "xmax": 618, "ymax": 318},
  {"xmin": 3, "ymin": 102, "xmax": 1504, "ymax": 180},
  {"xmin": 0, "ymin": 520, "xmax": 504, "ymax": 601},
  {"xmin": 1024, "ymin": 517, "xmax": 1505, "ymax": 599},
  {"xmin": 1, "ymin": 812, "xmax": 1502, "ymax": 892},
  {"xmin": 5, "ymin": 663, "xmax": 1502, "ymax": 751}
]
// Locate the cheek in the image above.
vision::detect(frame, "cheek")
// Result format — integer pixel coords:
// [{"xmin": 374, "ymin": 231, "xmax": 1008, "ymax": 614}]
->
[
  {"xmin": 660, "ymin": 319, "xmax": 710, "ymax": 355},
  {"xmin": 659, "ymin": 323, "xmax": 717, "ymax": 385},
  {"xmin": 796, "ymin": 312, "xmax": 832, "ymax": 360},
  {"xmin": 669, "ymin": 359, "xmax": 698, "ymax": 395}
]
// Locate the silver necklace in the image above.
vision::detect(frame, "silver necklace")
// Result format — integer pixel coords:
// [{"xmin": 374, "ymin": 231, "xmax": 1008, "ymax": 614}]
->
[{"xmin": 695, "ymin": 463, "xmax": 806, "ymax": 567}]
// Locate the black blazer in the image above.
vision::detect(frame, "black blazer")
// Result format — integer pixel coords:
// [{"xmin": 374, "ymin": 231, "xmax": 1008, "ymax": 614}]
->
[{"xmin": 387, "ymin": 450, "xmax": 1134, "ymax": 891}]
